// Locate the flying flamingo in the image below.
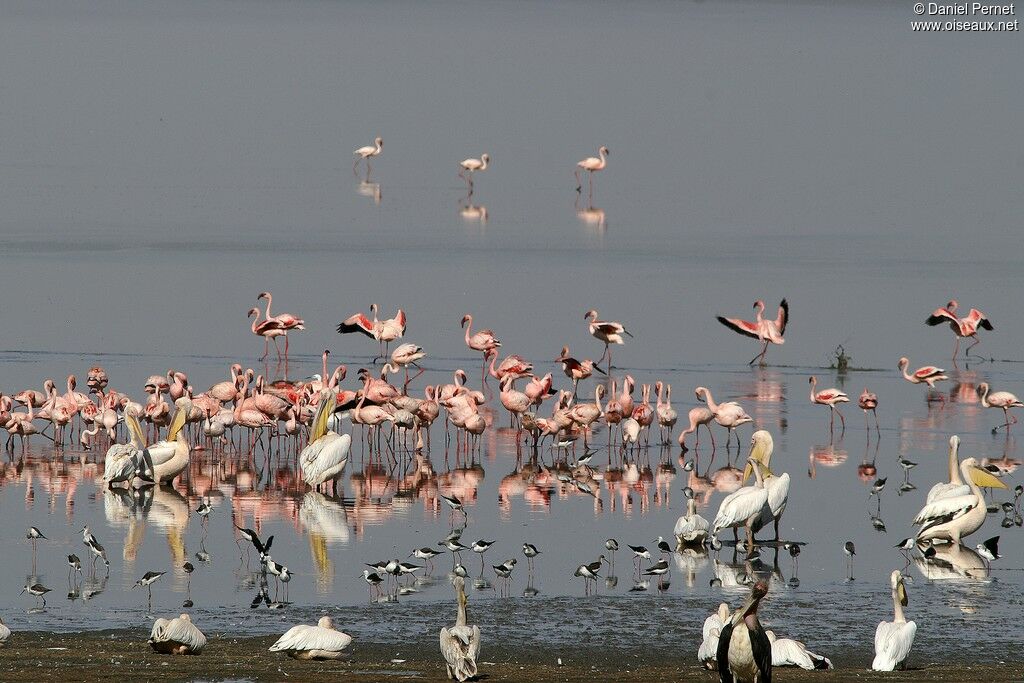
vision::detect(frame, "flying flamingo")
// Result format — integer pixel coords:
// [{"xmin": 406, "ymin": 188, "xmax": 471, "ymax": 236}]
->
[
  {"xmin": 584, "ymin": 309, "xmax": 632, "ymax": 371},
  {"xmin": 461, "ymin": 314, "xmax": 501, "ymax": 383},
  {"xmin": 897, "ymin": 357, "xmax": 948, "ymax": 389},
  {"xmin": 809, "ymin": 376, "xmax": 849, "ymax": 432},
  {"xmin": 716, "ymin": 299, "xmax": 789, "ymax": 365},
  {"xmin": 336, "ymin": 304, "xmax": 406, "ymax": 362},
  {"xmin": 353, "ymin": 136, "xmax": 383, "ymax": 175},
  {"xmin": 926, "ymin": 300, "xmax": 993, "ymax": 358},
  {"xmin": 459, "ymin": 154, "xmax": 490, "ymax": 189},
  {"xmin": 859, "ymin": 388, "xmax": 880, "ymax": 433},
  {"xmin": 977, "ymin": 382, "xmax": 1023, "ymax": 433},
  {"xmin": 574, "ymin": 146, "xmax": 609, "ymax": 198}
]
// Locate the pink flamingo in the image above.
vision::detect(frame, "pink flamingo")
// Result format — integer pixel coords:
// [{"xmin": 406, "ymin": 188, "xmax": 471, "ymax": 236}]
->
[
  {"xmin": 694, "ymin": 386, "xmax": 751, "ymax": 449},
  {"xmin": 858, "ymin": 388, "xmax": 879, "ymax": 433},
  {"xmin": 584, "ymin": 309, "xmax": 632, "ymax": 371},
  {"xmin": 461, "ymin": 314, "xmax": 501, "ymax": 382},
  {"xmin": 574, "ymin": 146, "xmax": 609, "ymax": 198},
  {"xmin": 486, "ymin": 350, "xmax": 533, "ymax": 383},
  {"xmin": 632, "ymin": 384, "xmax": 654, "ymax": 444},
  {"xmin": 337, "ymin": 304, "xmax": 406, "ymax": 361},
  {"xmin": 458, "ymin": 153, "xmax": 490, "ymax": 189},
  {"xmin": 655, "ymin": 381, "xmax": 678, "ymax": 444},
  {"xmin": 678, "ymin": 406, "xmax": 715, "ymax": 451},
  {"xmin": 499, "ymin": 377, "xmax": 531, "ymax": 429},
  {"xmin": 618, "ymin": 376, "xmax": 636, "ymax": 418},
  {"xmin": 258, "ymin": 291, "xmax": 304, "ymax": 330},
  {"xmin": 248, "ymin": 307, "xmax": 289, "ymax": 362},
  {"xmin": 809, "ymin": 376, "xmax": 849, "ymax": 432},
  {"xmin": 567, "ymin": 385, "xmax": 605, "ymax": 446},
  {"xmin": 716, "ymin": 299, "xmax": 789, "ymax": 366},
  {"xmin": 14, "ymin": 379, "xmax": 56, "ymax": 408},
  {"xmin": 555, "ymin": 346, "xmax": 604, "ymax": 397},
  {"xmin": 208, "ymin": 364, "xmax": 243, "ymax": 403},
  {"xmin": 926, "ymin": 300, "xmax": 993, "ymax": 358},
  {"xmin": 978, "ymin": 382, "xmax": 1023, "ymax": 432},
  {"xmin": 897, "ymin": 357, "xmax": 948, "ymax": 388},
  {"xmin": 524, "ymin": 373, "xmax": 556, "ymax": 408}
]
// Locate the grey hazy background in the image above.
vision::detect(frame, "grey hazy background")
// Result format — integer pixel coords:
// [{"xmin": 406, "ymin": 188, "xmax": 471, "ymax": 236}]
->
[{"xmin": 0, "ymin": 0, "xmax": 1021, "ymax": 370}]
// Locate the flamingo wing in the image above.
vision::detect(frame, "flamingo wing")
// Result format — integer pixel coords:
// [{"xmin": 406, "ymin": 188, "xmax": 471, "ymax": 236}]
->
[
  {"xmin": 966, "ymin": 308, "xmax": 993, "ymax": 330},
  {"xmin": 717, "ymin": 316, "xmax": 761, "ymax": 340},
  {"xmin": 336, "ymin": 313, "xmax": 376, "ymax": 338},
  {"xmin": 776, "ymin": 299, "xmax": 789, "ymax": 334},
  {"xmin": 925, "ymin": 308, "xmax": 958, "ymax": 326},
  {"xmin": 913, "ymin": 366, "xmax": 945, "ymax": 380}
]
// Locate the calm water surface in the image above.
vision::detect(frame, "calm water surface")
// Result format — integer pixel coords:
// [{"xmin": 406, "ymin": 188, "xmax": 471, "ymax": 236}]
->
[{"xmin": 0, "ymin": 0, "xmax": 1022, "ymax": 662}]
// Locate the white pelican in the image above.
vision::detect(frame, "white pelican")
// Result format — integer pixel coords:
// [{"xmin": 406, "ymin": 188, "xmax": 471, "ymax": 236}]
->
[
  {"xmin": 765, "ymin": 630, "xmax": 832, "ymax": 669},
  {"xmin": 0, "ymin": 617, "xmax": 9, "ymax": 645},
  {"xmin": 717, "ymin": 580, "xmax": 772, "ymax": 682},
  {"xmin": 914, "ymin": 542, "xmax": 988, "ymax": 580},
  {"xmin": 713, "ymin": 454, "xmax": 769, "ymax": 551},
  {"xmin": 148, "ymin": 613, "xmax": 207, "ymax": 655},
  {"xmin": 269, "ymin": 615, "xmax": 352, "ymax": 660},
  {"xmin": 697, "ymin": 602, "xmax": 730, "ymax": 669},
  {"xmin": 927, "ymin": 435, "xmax": 970, "ymax": 503},
  {"xmin": 914, "ymin": 455, "xmax": 1007, "ymax": 544},
  {"xmin": 872, "ymin": 571, "xmax": 916, "ymax": 671},
  {"xmin": 300, "ymin": 392, "xmax": 351, "ymax": 495},
  {"xmin": 138, "ymin": 399, "xmax": 192, "ymax": 485},
  {"xmin": 353, "ymin": 136, "xmax": 382, "ymax": 172},
  {"xmin": 741, "ymin": 430, "xmax": 790, "ymax": 541},
  {"xmin": 102, "ymin": 410, "xmax": 145, "ymax": 486},
  {"xmin": 674, "ymin": 488, "xmax": 710, "ymax": 548},
  {"xmin": 439, "ymin": 576, "xmax": 481, "ymax": 682}
]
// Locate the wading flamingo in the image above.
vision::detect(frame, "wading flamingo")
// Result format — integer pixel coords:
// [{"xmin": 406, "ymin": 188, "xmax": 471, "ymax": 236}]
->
[
  {"xmin": 461, "ymin": 314, "xmax": 501, "ymax": 382},
  {"xmin": 977, "ymin": 382, "xmax": 1023, "ymax": 433},
  {"xmin": 459, "ymin": 154, "xmax": 490, "ymax": 189},
  {"xmin": 575, "ymin": 146, "xmax": 609, "ymax": 198},
  {"xmin": 809, "ymin": 376, "xmax": 849, "ymax": 432},
  {"xmin": 717, "ymin": 299, "xmax": 789, "ymax": 366},
  {"xmin": 353, "ymin": 136, "xmax": 382, "ymax": 175},
  {"xmin": 584, "ymin": 309, "xmax": 632, "ymax": 371},
  {"xmin": 859, "ymin": 388, "xmax": 879, "ymax": 434},
  {"xmin": 337, "ymin": 304, "xmax": 407, "ymax": 361},
  {"xmin": 694, "ymin": 387, "xmax": 751, "ymax": 449},
  {"xmin": 897, "ymin": 357, "xmax": 948, "ymax": 391}
]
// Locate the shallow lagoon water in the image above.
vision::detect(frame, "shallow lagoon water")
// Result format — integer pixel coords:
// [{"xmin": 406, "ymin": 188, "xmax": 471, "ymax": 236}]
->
[{"xmin": 0, "ymin": 0, "xmax": 1022, "ymax": 666}]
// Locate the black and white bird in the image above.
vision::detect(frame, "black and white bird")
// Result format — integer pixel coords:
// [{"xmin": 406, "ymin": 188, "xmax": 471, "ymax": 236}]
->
[
  {"xmin": 870, "ymin": 478, "xmax": 887, "ymax": 497},
  {"xmin": 605, "ymin": 538, "xmax": 619, "ymax": 568},
  {"xmin": 265, "ymin": 557, "xmax": 293, "ymax": 600},
  {"xmin": 196, "ymin": 500, "xmax": 213, "ymax": 519},
  {"xmin": 133, "ymin": 571, "xmax": 166, "ymax": 606},
  {"xmin": 976, "ymin": 536, "xmax": 1000, "ymax": 563},
  {"xmin": 522, "ymin": 543, "xmax": 541, "ymax": 570},
  {"xmin": 655, "ymin": 536, "xmax": 673, "ymax": 555},
  {"xmin": 235, "ymin": 526, "xmax": 273, "ymax": 560},
  {"xmin": 21, "ymin": 583, "xmax": 51, "ymax": 607},
  {"xmin": 716, "ymin": 580, "xmax": 772, "ymax": 683},
  {"xmin": 643, "ymin": 559, "xmax": 670, "ymax": 576},
  {"xmin": 440, "ymin": 538, "xmax": 471, "ymax": 560},
  {"xmin": 453, "ymin": 563, "xmax": 469, "ymax": 578},
  {"xmin": 628, "ymin": 544, "xmax": 651, "ymax": 568},
  {"xmin": 898, "ymin": 458, "xmax": 917, "ymax": 472},
  {"xmin": 26, "ymin": 526, "xmax": 46, "ymax": 543},
  {"xmin": 493, "ymin": 559, "xmax": 516, "ymax": 584},
  {"xmin": 894, "ymin": 538, "xmax": 916, "ymax": 561},
  {"xmin": 67, "ymin": 554, "xmax": 82, "ymax": 580},
  {"xmin": 844, "ymin": 541, "xmax": 856, "ymax": 579},
  {"xmin": 440, "ymin": 493, "xmax": 467, "ymax": 519},
  {"xmin": 471, "ymin": 540, "xmax": 494, "ymax": 571},
  {"xmin": 362, "ymin": 569, "xmax": 384, "ymax": 596},
  {"xmin": 573, "ymin": 556, "xmax": 603, "ymax": 594},
  {"xmin": 82, "ymin": 526, "xmax": 109, "ymax": 569},
  {"xmin": 411, "ymin": 547, "xmax": 444, "ymax": 570}
]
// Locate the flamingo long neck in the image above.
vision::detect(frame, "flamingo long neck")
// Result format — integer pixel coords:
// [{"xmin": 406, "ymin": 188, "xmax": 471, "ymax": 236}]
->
[
  {"xmin": 809, "ymin": 378, "xmax": 817, "ymax": 403},
  {"xmin": 892, "ymin": 586, "xmax": 906, "ymax": 623},
  {"xmin": 980, "ymin": 384, "xmax": 990, "ymax": 408},
  {"xmin": 250, "ymin": 314, "xmax": 260, "ymax": 335},
  {"xmin": 701, "ymin": 388, "xmax": 719, "ymax": 413},
  {"xmin": 357, "ymin": 377, "xmax": 370, "ymax": 415},
  {"xmin": 479, "ymin": 155, "xmax": 488, "ymax": 171},
  {"xmin": 488, "ymin": 352, "xmax": 498, "ymax": 378},
  {"xmin": 598, "ymin": 148, "xmax": 607, "ymax": 166},
  {"xmin": 263, "ymin": 293, "xmax": 273, "ymax": 320},
  {"xmin": 655, "ymin": 384, "xmax": 663, "ymax": 410},
  {"xmin": 755, "ymin": 301, "xmax": 765, "ymax": 324},
  {"xmin": 322, "ymin": 352, "xmax": 328, "ymax": 380},
  {"xmin": 900, "ymin": 363, "xmax": 914, "ymax": 382},
  {"xmin": 665, "ymin": 385, "xmax": 672, "ymax": 409},
  {"xmin": 463, "ymin": 317, "xmax": 473, "ymax": 347},
  {"xmin": 595, "ymin": 385, "xmax": 604, "ymax": 412}
]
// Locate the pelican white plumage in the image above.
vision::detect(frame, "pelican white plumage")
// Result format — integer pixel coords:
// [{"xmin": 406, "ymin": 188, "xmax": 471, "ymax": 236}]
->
[
  {"xmin": 741, "ymin": 430, "xmax": 790, "ymax": 541},
  {"xmin": 148, "ymin": 613, "xmax": 207, "ymax": 655},
  {"xmin": 102, "ymin": 411, "xmax": 145, "ymax": 486},
  {"xmin": 269, "ymin": 616, "xmax": 353, "ymax": 660},
  {"xmin": 717, "ymin": 580, "xmax": 772, "ymax": 683},
  {"xmin": 698, "ymin": 602, "xmax": 730, "ymax": 669},
  {"xmin": 0, "ymin": 617, "xmax": 10, "ymax": 645},
  {"xmin": 439, "ymin": 576, "xmax": 481, "ymax": 682},
  {"xmin": 926, "ymin": 435, "xmax": 970, "ymax": 503},
  {"xmin": 914, "ymin": 455, "xmax": 1007, "ymax": 544},
  {"xmin": 300, "ymin": 393, "xmax": 351, "ymax": 495},
  {"xmin": 766, "ymin": 630, "xmax": 832, "ymax": 670},
  {"xmin": 713, "ymin": 454, "xmax": 769, "ymax": 551},
  {"xmin": 674, "ymin": 488, "xmax": 710, "ymax": 547},
  {"xmin": 872, "ymin": 571, "xmax": 916, "ymax": 671},
  {"xmin": 138, "ymin": 399, "xmax": 192, "ymax": 485}
]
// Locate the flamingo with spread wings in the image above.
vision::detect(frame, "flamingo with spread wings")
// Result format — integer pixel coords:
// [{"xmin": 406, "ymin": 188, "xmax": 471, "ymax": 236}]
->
[
  {"xmin": 717, "ymin": 299, "xmax": 789, "ymax": 365},
  {"xmin": 926, "ymin": 300, "xmax": 993, "ymax": 358}
]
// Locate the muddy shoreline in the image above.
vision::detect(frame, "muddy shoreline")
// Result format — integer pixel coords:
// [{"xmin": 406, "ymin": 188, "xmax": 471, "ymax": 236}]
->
[{"xmin": 0, "ymin": 631, "xmax": 1021, "ymax": 682}]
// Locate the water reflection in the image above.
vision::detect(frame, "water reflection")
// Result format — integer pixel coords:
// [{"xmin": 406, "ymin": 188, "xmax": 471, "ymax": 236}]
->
[{"xmin": 357, "ymin": 180, "xmax": 382, "ymax": 205}]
